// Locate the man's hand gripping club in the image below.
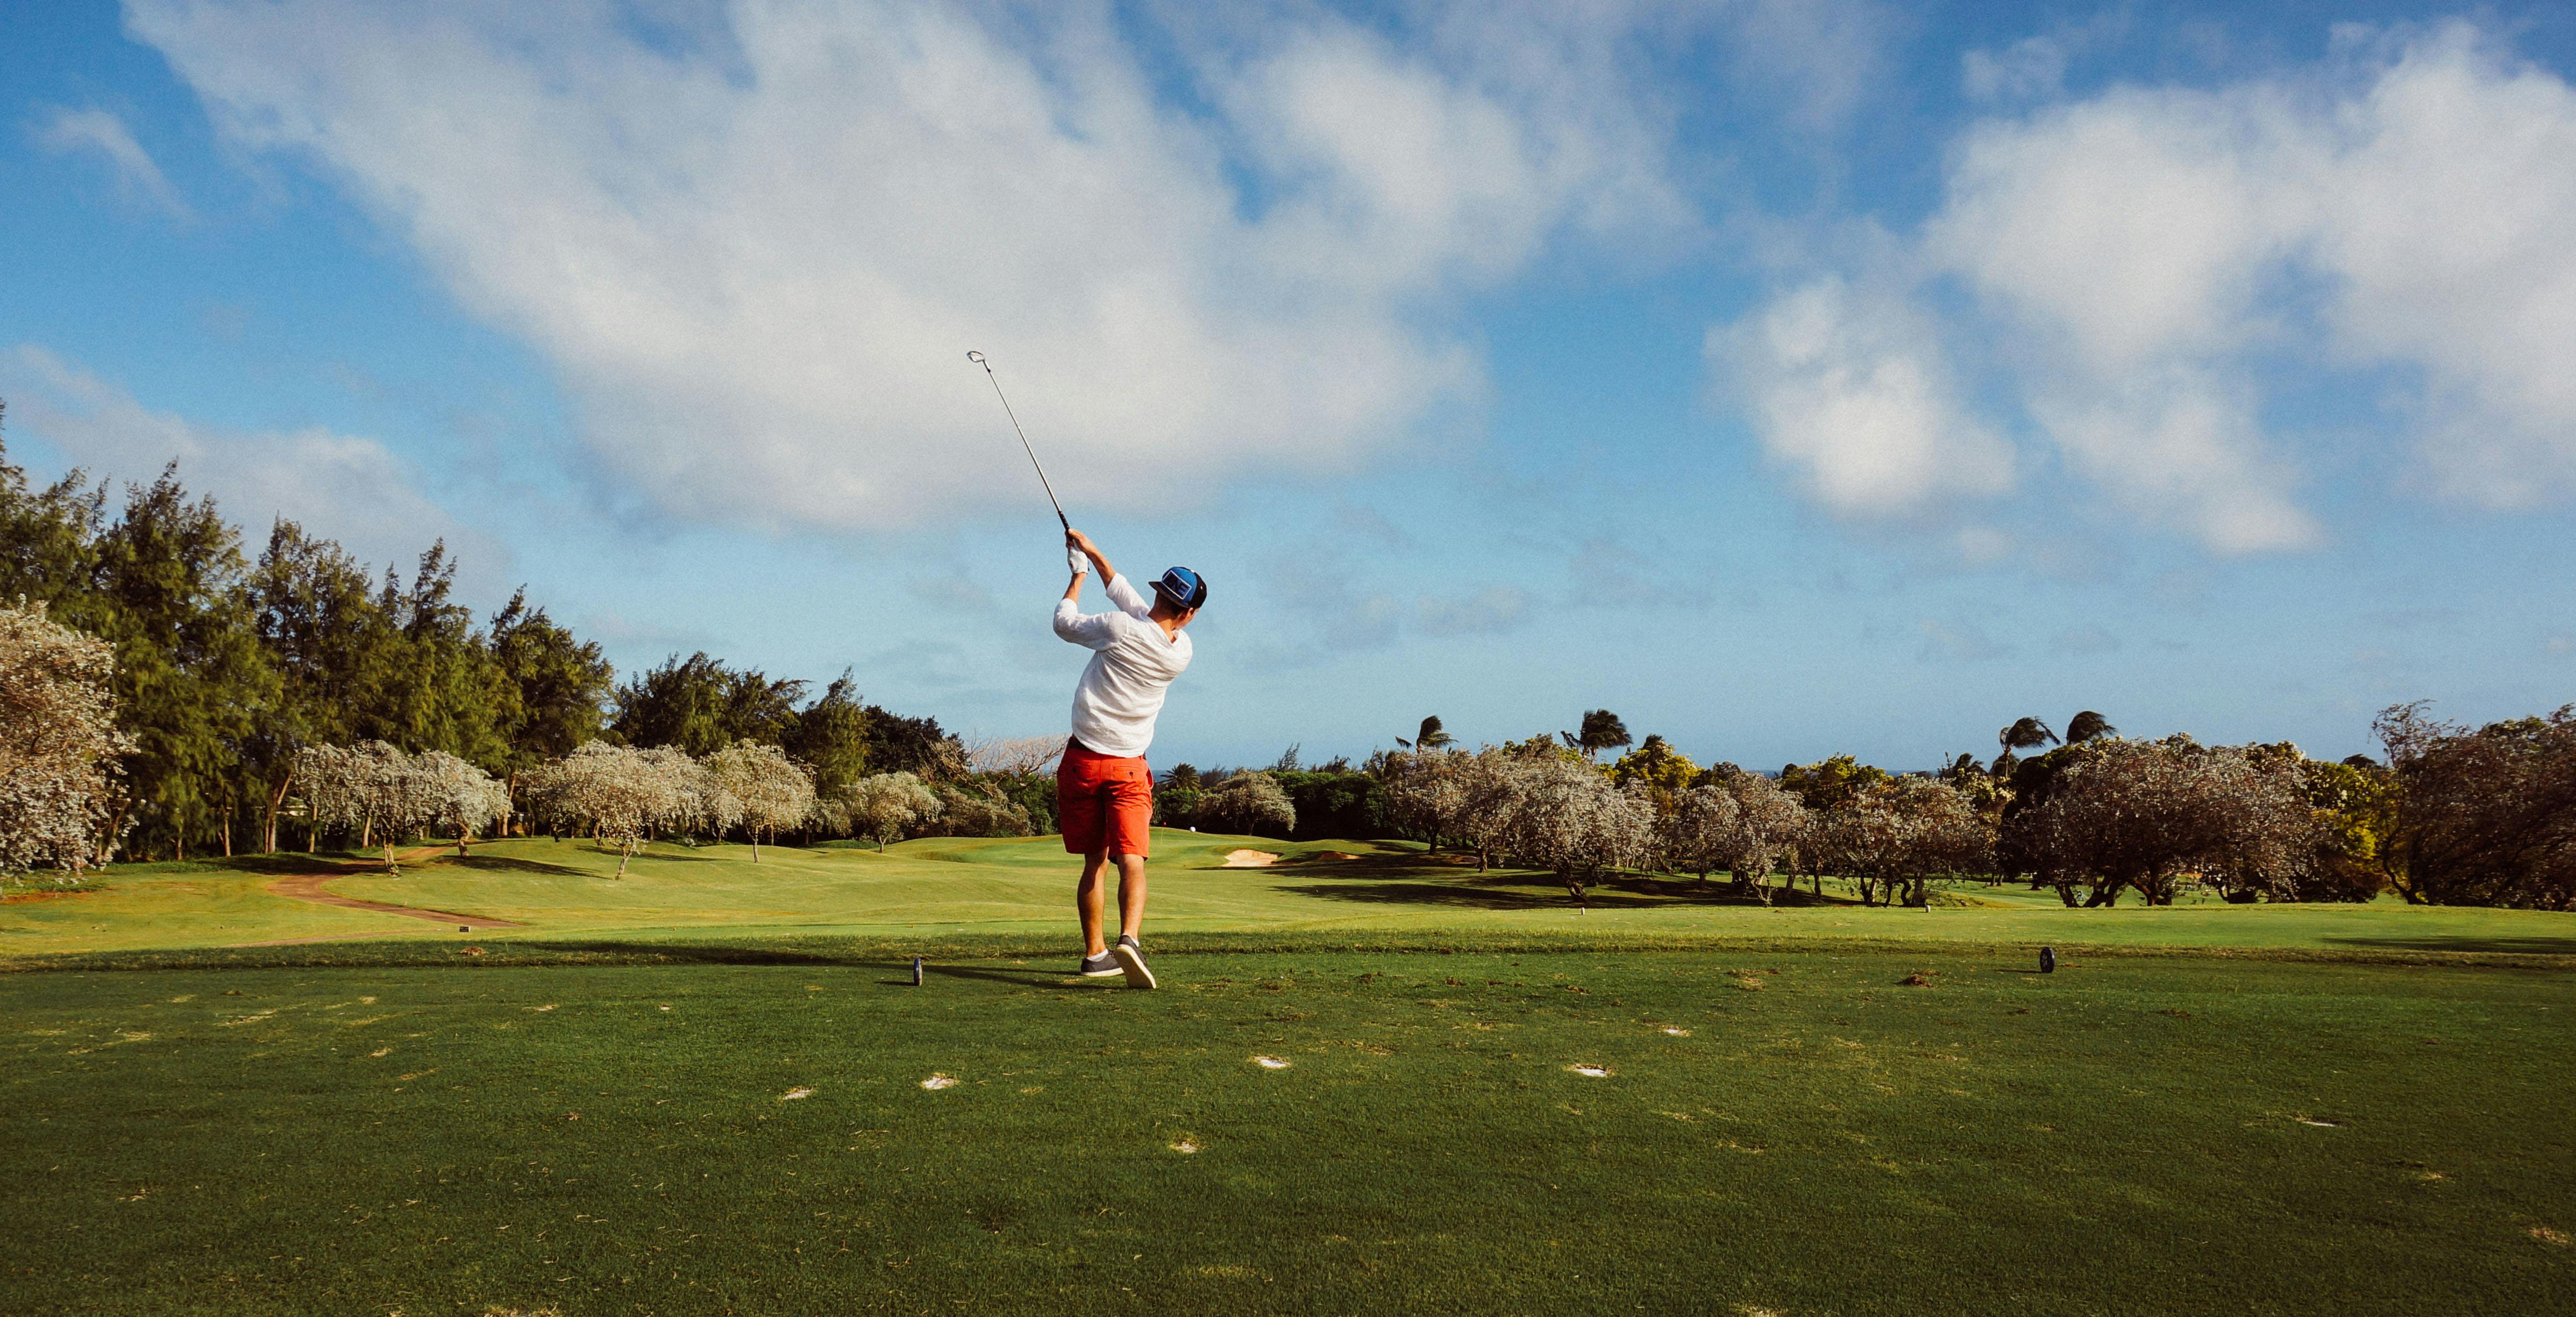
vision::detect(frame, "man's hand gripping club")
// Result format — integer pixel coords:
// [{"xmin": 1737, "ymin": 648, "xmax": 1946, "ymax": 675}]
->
[{"xmin": 1062, "ymin": 528, "xmax": 1116, "ymax": 602}]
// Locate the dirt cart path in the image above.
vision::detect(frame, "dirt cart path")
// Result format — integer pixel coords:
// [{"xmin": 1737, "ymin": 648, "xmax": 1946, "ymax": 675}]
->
[{"xmin": 264, "ymin": 869, "xmax": 525, "ymax": 931}]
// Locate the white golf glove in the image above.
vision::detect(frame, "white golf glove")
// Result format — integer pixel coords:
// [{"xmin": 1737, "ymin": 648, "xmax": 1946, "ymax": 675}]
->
[{"xmin": 1069, "ymin": 544, "xmax": 1088, "ymax": 575}]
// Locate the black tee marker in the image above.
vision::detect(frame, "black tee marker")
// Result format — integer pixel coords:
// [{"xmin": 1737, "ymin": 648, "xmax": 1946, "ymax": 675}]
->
[{"xmin": 2039, "ymin": 946, "xmax": 2057, "ymax": 974}]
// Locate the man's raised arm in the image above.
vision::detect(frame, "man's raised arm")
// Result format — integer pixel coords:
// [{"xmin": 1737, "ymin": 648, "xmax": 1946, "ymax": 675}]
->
[{"xmin": 1068, "ymin": 528, "xmax": 1155, "ymax": 621}]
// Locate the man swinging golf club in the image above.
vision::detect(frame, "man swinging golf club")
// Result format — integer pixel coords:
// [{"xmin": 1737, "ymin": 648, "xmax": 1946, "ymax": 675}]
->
[{"xmin": 1055, "ymin": 528, "xmax": 1204, "ymax": 988}]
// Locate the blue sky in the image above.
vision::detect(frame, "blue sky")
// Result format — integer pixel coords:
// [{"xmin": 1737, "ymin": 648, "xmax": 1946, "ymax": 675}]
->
[{"xmin": 4, "ymin": 0, "xmax": 2572, "ymax": 773}]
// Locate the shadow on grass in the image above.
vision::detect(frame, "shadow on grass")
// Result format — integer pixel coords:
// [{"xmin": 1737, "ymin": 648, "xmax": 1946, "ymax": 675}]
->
[
  {"xmin": 440, "ymin": 855, "xmax": 594, "ymax": 879},
  {"xmin": 2325, "ymin": 935, "xmax": 2576, "ymax": 956},
  {"xmin": 1276, "ymin": 856, "xmax": 1860, "ymax": 912}
]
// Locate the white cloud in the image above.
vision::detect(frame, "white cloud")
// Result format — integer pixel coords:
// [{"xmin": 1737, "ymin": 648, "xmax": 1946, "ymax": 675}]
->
[
  {"xmin": 1713, "ymin": 274, "xmax": 2013, "ymax": 518},
  {"xmin": 1962, "ymin": 37, "xmax": 2071, "ymax": 103},
  {"xmin": 1722, "ymin": 0, "xmax": 1898, "ymax": 132},
  {"xmin": 2309, "ymin": 26, "xmax": 2576, "ymax": 508},
  {"xmin": 1959, "ymin": 11, "xmax": 2127, "ymax": 104},
  {"xmin": 30, "ymin": 106, "xmax": 190, "ymax": 218},
  {"xmin": 3, "ymin": 345, "xmax": 486, "ymax": 578},
  {"xmin": 1726, "ymin": 21, "xmax": 2576, "ymax": 551},
  {"xmin": 126, "ymin": 0, "xmax": 1697, "ymax": 532}
]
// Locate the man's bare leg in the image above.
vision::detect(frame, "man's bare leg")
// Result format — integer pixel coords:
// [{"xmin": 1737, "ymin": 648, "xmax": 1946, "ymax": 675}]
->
[
  {"xmin": 1077, "ymin": 850, "xmax": 1112, "ymax": 955},
  {"xmin": 1116, "ymin": 853, "xmax": 1147, "ymax": 943}
]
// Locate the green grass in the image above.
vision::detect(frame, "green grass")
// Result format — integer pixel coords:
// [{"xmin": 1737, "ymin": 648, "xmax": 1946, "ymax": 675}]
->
[
  {"xmin": 8, "ymin": 832, "xmax": 2575, "ymax": 964},
  {"xmin": 5, "ymin": 947, "xmax": 2572, "ymax": 1314},
  {"xmin": 5, "ymin": 834, "xmax": 2575, "ymax": 1313}
]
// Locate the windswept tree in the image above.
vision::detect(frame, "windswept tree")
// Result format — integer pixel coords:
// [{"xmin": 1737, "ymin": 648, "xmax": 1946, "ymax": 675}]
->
[
  {"xmin": 1814, "ymin": 777, "xmax": 1991, "ymax": 907},
  {"xmin": 845, "ymin": 771, "xmax": 941, "ymax": 851},
  {"xmin": 2374, "ymin": 703, "xmax": 2576, "ymax": 909},
  {"xmin": 1991, "ymin": 716, "xmax": 2059, "ymax": 777},
  {"xmin": 1658, "ymin": 780, "xmax": 1739, "ymax": 880},
  {"xmin": 1449, "ymin": 747, "xmax": 1536, "ymax": 872},
  {"xmin": 2064, "ymin": 710, "xmax": 2117, "ymax": 745},
  {"xmin": 1199, "ymin": 770, "xmax": 1296, "ymax": 837},
  {"xmin": 1562, "ymin": 709, "xmax": 1632, "ymax": 763},
  {"xmin": 2007, "ymin": 738, "xmax": 2318, "ymax": 906},
  {"xmin": 1708, "ymin": 767, "xmax": 1810, "ymax": 902},
  {"xmin": 706, "ymin": 741, "xmax": 816, "ymax": 860},
  {"xmin": 1382, "ymin": 747, "xmax": 1468, "ymax": 853},
  {"xmin": 1, "ymin": 601, "xmax": 133, "ymax": 877},
  {"xmin": 1395, "ymin": 715, "xmax": 1454, "ymax": 751},
  {"xmin": 1504, "ymin": 755, "xmax": 1653, "ymax": 907}
]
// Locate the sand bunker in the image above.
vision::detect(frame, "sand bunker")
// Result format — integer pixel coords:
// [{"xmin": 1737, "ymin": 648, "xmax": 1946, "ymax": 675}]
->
[{"xmin": 1222, "ymin": 849, "xmax": 1280, "ymax": 867}]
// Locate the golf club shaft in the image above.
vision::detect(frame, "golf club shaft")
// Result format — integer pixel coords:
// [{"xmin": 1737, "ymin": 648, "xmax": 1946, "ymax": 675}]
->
[{"xmin": 966, "ymin": 350, "xmax": 1070, "ymax": 530}]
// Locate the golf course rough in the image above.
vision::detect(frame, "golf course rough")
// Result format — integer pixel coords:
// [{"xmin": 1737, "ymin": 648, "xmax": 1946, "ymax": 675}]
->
[{"xmin": 3, "ymin": 832, "xmax": 2572, "ymax": 1314}]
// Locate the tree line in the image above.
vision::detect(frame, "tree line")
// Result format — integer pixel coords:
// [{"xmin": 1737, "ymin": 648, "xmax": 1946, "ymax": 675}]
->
[
  {"xmin": 1159, "ymin": 707, "xmax": 2573, "ymax": 910},
  {"xmin": 4, "ymin": 408, "xmax": 2565, "ymax": 906},
  {"xmin": 0, "ymin": 414, "xmax": 1026, "ymax": 867}
]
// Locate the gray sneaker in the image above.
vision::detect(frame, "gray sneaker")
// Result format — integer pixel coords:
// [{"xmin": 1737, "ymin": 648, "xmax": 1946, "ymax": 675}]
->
[
  {"xmin": 1078, "ymin": 950, "xmax": 1122, "ymax": 977},
  {"xmin": 1112, "ymin": 934, "xmax": 1156, "ymax": 989}
]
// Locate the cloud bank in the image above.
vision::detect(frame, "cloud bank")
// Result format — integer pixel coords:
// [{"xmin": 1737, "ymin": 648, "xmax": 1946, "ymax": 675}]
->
[
  {"xmin": 4, "ymin": 345, "xmax": 485, "ymax": 578},
  {"xmin": 125, "ymin": 0, "xmax": 1709, "ymax": 532},
  {"xmin": 30, "ymin": 105, "xmax": 191, "ymax": 218},
  {"xmin": 1723, "ymin": 23, "xmax": 2576, "ymax": 551}
]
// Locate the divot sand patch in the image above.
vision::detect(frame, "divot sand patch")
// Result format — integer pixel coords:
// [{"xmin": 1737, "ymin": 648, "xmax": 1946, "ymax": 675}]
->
[
  {"xmin": 1253, "ymin": 1056, "xmax": 1292, "ymax": 1069},
  {"xmin": 1660, "ymin": 1026, "xmax": 1691, "ymax": 1037},
  {"xmin": 921, "ymin": 1074, "xmax": 959, "ymax": 1091},
  {"xmin": 1568, "ymin": 1065, "xmax": 1611, "ymax": 1078},
  {"xmin": 1171, "ymin": 1137, "xmax": 1201, "ymax": 1153},
  {"xmin": 781, "ymin": 1087, "xmax": 816, "ymax": 1101},
  {"xmin": 2298, "ymin": 1117, "xmax": 2340, "ymax": 1127},
  {"xmin": 1221, "ymin": 849, "xmax": 1280, "ymax": 867}
]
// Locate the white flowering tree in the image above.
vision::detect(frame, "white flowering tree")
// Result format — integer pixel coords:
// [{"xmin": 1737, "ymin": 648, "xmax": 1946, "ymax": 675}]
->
[
  {"xmin": 1659, "ymin": 781, "xmax": 1740, "ymax": 881},
  {"xmin": 1, "ymin": 603, "xmax": 133, "ymax": 880},
  {"xmin": 419, "ymin": 750, "xmax": 511, "ymax": 856},
  {"xmin": 1815, "ymin": 776, "xmax": 1991, "ymax": 907},
  {"xmin": 1382, "ymin": 747, "xmax": 1468, "ymax": 854},
  {"xmin": 644, "ymin": 746, "xmax": 733, "ymax": 844},
  {"xmin": 291, "ymin": 741, "xmax": 450, "ymax": 874},
  {"xmin": 1710, "ymin": 767, "xmax": 1811, "ymax": 903},
  {"xmin": 526, "ymin": 742, "xmax": 688, "ymax": 877},
  {"xmin": 1503, "ymin": 755, "xmax": 1655, "ymax": 907},
  {"xmin": 705, "ymin": 741, "xmax": 816, "ymax": 861},
  {"xmin": 845, "ymin": 771, "xmax": 941, "ymax": 852}
]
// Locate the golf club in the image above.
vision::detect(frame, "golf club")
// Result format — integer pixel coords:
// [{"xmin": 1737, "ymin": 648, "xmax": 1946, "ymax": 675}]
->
[{"xmin": 966, "ymin": 350, "xmax": 1086, "ymax": 575}]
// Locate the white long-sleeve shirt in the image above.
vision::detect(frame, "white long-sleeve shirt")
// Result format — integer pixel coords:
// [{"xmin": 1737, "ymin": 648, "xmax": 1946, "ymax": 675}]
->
[{"xmin": 1053, "ymin": 573, "xmax": 1193, "ymax": 758}]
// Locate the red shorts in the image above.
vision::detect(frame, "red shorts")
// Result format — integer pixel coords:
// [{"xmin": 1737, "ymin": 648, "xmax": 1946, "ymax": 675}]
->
[{"xmin": 1057, "ymin": 740, "xmax": 1154, "ymax": 858}]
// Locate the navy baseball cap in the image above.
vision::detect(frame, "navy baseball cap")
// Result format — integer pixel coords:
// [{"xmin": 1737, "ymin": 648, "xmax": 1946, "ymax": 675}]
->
[{"xmin": 1152, "ymin": 565, "xmax": 1207, "ymax": 610}]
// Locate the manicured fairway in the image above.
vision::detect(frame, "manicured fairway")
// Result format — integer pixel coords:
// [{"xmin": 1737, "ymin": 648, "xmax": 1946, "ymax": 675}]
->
[
  {"xmin": 6, "ymin": 944, "xmax": 2573, "ymax": 1315},
  {"xmin": 9, "ymin": 833, "xmax": 2576, "ymax": 960}
]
